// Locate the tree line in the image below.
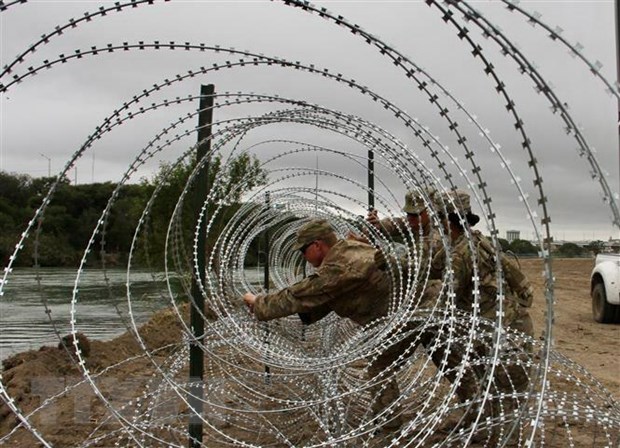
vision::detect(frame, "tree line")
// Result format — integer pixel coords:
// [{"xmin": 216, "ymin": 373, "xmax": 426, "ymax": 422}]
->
[
  {"xmin": 1, "ymin": 160, "xmax": 598, "ymax": 268},
  {"xmin": 0, "ymin": 153, "xmax": 268, "ymax": 268},
  {"xmin": 498, "ymin": 237, "xmax": 600, "ymax": 258}
]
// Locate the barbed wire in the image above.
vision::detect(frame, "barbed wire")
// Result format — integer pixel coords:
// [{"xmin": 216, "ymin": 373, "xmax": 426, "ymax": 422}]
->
[{"xmin": 1, "ymin": 0, "xmax": 619, "ymax": 446}]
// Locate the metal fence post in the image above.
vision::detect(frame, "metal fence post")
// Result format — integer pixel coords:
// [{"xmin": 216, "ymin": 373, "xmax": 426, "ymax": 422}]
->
[{"xmin": 188, "ymin": 83, "xmax": 214, "ymax": 448}]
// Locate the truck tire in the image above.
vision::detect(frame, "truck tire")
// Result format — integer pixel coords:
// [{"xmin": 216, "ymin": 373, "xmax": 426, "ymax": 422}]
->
[{"xmin": 591, "ymin": 282, "xmax": 619, "ymax": 324}]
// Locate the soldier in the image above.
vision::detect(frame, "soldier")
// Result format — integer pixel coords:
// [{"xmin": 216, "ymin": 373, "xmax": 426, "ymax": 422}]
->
[
  {"xmin": 347, "ymin": 189, "xmax": 453, "ymax": 432},
  {"xmin": 425, "ymin": 189, "xmax": 535, "ymax": 443},
  {"xmin": 428, "ymin": 190, "xmax": 533, "ymax": 333},
  {"xmin": 243, "ymin": 218, "xmax": 405, "ymax": 431},
  {"xmin": 349, "ymin": 188, "xmax": 442, "ymax": 253},
  {"xmin": 243, "ymin": 218, "xmax": 391, "ymax": 326}
]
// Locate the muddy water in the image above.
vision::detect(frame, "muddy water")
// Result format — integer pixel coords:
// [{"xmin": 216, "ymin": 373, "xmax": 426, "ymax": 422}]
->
[{"xmin": 0, "ymin": 268, "xmax": 175, "ymax": 361}]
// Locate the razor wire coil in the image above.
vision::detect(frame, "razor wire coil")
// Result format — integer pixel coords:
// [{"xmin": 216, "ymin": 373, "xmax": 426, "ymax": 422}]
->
[{"xmin": 1, "ymin": 0, "xmax": 619, "ymax": 446}]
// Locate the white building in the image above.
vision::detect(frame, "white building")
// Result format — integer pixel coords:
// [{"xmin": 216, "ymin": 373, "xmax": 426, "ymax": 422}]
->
[{"xmin": 506, "ymin": 230, "xmax": 520, "ymax": 243}]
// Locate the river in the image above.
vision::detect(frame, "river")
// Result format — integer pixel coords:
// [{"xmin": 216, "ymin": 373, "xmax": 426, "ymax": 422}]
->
[{"xmin": 0, "ymin": 268, "xmax": 177, "ymax": 361}]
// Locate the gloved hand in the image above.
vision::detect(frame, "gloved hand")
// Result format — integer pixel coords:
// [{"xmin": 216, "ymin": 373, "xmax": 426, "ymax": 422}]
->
[
  {"xmin": 367, "ymin": 209, "xmax": 380, "ymax": 228},
  {"xmin": 243, "ymin": 292, "xmax": 256, "ymax": 313}
]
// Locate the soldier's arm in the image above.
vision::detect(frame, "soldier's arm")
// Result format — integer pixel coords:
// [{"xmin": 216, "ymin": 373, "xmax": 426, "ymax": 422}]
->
[
  {"xmin": 429, "ymin": 246, "xmax": 447, "ymax": 280},
  {"xmin": 349, "ymin": 213, "xmax": 405, "ymax": 243},
  {"xmin": 500, "ymin": 252, "xmax": 534, "ymax": 307},
  {"xmin": 421, "ymin": 243, "xmax": 470, "ymax": 304},
  {"xmin": 253, "ymin": 276, "xmax": 328, "ymax": 321},
  {"xmin": 419, "ymin": 248, "xmax": 449, "ymax": 305},
  {"xmin": 253, "ymin": 262, "xmax": 366, "ymax": 321},
  {"xmin": 377, "ymin": 216, "xmax": 407, "ymax": 236},
  {"xmin": 449, "ymin": 243, "xmax": 471, "ymax": 299}
]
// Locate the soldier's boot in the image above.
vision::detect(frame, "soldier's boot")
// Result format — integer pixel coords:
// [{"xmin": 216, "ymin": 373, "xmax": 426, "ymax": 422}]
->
[
  {"xmin": 487, "ymin": 394, "xmax": 528, "ymax": 447},
  {"xmin": 370, "ymin": 377, "xmax": 404, "ymax": 433},
  {"xmin": 489, "ymin": 357, "xmax": 531, "ymax": 446},
  {"xmin": 442, "ymin": 402, "xmax": 494, "ymax": 444}
]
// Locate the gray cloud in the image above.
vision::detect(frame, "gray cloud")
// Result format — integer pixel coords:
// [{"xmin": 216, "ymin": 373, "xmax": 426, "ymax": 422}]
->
[{"xmin": 1, "ymin": 0, "xmax": 618, "ymax": 241}]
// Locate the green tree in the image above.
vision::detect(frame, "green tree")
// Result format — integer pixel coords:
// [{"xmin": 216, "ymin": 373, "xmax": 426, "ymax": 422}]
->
[
  {"xmin": 0, "ymin": 156, "xmax": 267, "ymax": 268},
  {"xmin": 0, "ymin": 173, "xmax": 142, "ymax": 266},
  {"xmin": 585, "ymin": 240, "xmax": 604, "ymax": 256},
  {"xmin": 498, "ymin": 238, "xmax": 510, "ymax": 252},
  {"xmin": 509, "ymin": 239, "xmax": 538, "ymax": 255},
  {"xmin": 556, "ymin": 242, "xmax": 585, "ymax": 258},
  {"xmin": 0, "ymin": 171, "xmax": 32, "ymax": 205},
  {"xmin": 143, "ymin": 152, "xmax": 268, "ymax": 267},
  {"xmin": 104, "ymin": 185, "xmax": 152, "ymax": 261}
]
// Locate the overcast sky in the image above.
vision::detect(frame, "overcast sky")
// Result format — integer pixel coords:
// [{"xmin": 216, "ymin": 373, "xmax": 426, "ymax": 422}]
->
[{"xmin": 1, "ymin": 0, "xmax": 619, "ymax": 242}]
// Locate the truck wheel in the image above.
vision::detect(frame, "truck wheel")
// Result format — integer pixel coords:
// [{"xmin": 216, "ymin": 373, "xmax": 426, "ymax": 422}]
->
[{"xmin": 591, "ymin": 283, "xmax": 619, "ymax": 324}]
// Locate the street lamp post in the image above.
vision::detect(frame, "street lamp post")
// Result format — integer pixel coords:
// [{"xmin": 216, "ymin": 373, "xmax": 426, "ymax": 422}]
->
[{"xmin": 40, "ymin": 153, "xmax": 51, "ymax": 177}]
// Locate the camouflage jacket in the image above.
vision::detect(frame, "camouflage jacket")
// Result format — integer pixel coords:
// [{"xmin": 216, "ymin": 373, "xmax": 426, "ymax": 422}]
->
[
  {"xmin": 377, "ymin": 217, "xmax": 444, "ymax": 286},
  {"xmin": 427, "ymin": 230, "xmax": 522, "ymax": 325},
  {"xmin": 377, "ymin": 217, "xmax": 442, "ymax": 253},
  {"xmin": 253, "ymin": 239, "xmax": 391, "ymax": 326},
  {"xmin": 376, "ymin": 216, "xmax": 408, "ymax": 237}
]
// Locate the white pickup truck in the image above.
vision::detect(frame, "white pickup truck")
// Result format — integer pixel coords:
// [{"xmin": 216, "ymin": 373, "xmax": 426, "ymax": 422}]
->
[{"xmin": 590, "ymin": 253, "xmax": 620, "ymax": 323}]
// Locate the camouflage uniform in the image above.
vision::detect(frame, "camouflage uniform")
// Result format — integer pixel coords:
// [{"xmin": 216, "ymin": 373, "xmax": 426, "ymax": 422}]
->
[
  {"xmin": 252, "ymin": 230, "xmax": 397, "ymax": 426},
  {"xmin": 367, "ymin": 189, "xmax": 446, "ymax": 429},
  {"xmin": 427, "ymin": 230, "xmax": 533, "ymax": 389},
  {"xmin": 425, "ymin": 191, "xmax": 535, "ymax": 439},
  {"xmin": 253, "ymin": 238, "xmax": 391, "ymax": 325}
]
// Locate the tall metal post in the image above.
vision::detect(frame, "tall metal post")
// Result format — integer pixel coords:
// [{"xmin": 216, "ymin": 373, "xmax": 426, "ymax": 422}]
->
[
  {"xmin": 263, "ymin": 193, "xmax": 271, "ymax": 294},
  {"xmin": 263, "ymin": 192, "xmax": 271, "ymax": 383},
  {"xmin": 188, "ymin": 84, "xmax": 214, "ymax": 448},
  {"xmin": 367, "ymin": 147, "xmax": 375, "ymax": 211},
  {"xmin": 615, "ymin": 0, "xmax": 620, "ymax": 190}
]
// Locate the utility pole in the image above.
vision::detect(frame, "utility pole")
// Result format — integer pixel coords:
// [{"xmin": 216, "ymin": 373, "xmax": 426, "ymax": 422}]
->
[{"xmin": 188, "ymin": 84, "xmax": 214, "ymax": 448}]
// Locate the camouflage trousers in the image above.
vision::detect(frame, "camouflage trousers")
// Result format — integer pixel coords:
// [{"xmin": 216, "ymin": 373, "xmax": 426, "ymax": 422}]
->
[
  {"xmin": 451, "ymin": 307, "xmax": 534, "ymax": 401},
  {"xmin": 367, "ymin": 307, "xmax": 534, "ymax": 433},
  {"xmin": 367, "ymin": 324, "xmax": 421, "ymax": 430}
]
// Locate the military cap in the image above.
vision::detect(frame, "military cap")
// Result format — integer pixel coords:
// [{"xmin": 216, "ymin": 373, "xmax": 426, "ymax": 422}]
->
[
  {"xmin": 291, "ymin": 219, "xmax": 335, "ymax": 250},
  {"xmin": 402, "ymin": 188, "xmax": 437, "ymax": 214},
  {"xmin": 443, "ymin": 189, "xmax": 472, "ymax": 214},
  {"xmin": 438, "ymin": 190, "xmax": 480, "ymax": 226}
]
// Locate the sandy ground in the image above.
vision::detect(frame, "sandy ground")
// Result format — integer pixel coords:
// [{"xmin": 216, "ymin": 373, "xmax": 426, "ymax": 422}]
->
[
  {"xmin": 0, "ymin": 258, "xmax": 618, "ymax": 446},
  {"xmin": 521, "ymin": 258, "xmax": 619, "ymax": 399}
]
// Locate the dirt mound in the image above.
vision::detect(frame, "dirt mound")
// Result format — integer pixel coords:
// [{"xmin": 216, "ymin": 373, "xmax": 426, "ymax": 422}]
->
[{"xmin": 0, "ymin": 304, "xmax": 187, "ymax": 440}]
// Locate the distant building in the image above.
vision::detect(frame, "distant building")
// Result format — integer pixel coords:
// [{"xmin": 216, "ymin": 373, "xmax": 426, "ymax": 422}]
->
[
  {"xmin": 604, "ymin": 239, "xmax": 620, "ymax": 253},
  {"xmin": 506, "ymin": 230, "xmax": 520, "ymax": 243}
]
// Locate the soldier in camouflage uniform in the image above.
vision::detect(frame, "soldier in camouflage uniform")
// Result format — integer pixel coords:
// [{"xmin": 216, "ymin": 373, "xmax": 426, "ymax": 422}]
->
[
  {"xmin": 347, "ymin": 189, "xmax": 450, "ymax": 431},
  {"xmin": 243, "ymin": 219, "xmax": 391, "ymax": 325},
  {"xmin": 350, "ymin": 188, "xmax": 443, "ymax": 255},
  {"xmin": 348, "ymin": 190, "xmax": 444, "ymax": 421},
  {"xmin": 425, "ymin": 190, "xmax": 535, "ymax": 442},
  {"xmin": 243, "ymin": 219, "xmax": 403, "ymax": 429}
]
